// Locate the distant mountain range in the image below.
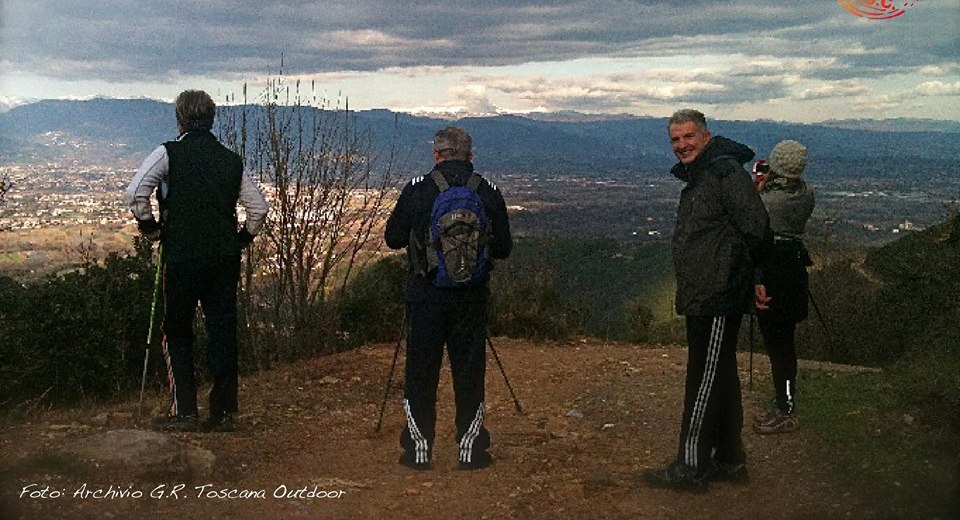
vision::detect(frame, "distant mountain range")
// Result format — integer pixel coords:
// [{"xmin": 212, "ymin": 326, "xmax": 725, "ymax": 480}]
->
[{"xmin": 1, "ymin": 98, "xmax": 958, "ymax": 177}]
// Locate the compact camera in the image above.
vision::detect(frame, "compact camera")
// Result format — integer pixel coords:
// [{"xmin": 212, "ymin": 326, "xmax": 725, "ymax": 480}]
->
[{"xmin": 752, "ymin": 160, "xmax": 770, "ymax": 184}]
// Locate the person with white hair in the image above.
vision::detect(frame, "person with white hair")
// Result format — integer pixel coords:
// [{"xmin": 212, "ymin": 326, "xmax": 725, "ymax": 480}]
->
[{"xmin": 753, "ymin": 139, "xmax": 816, "ymax": 434}]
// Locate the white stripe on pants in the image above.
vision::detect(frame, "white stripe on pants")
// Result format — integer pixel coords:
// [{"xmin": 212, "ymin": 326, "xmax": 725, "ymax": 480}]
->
[
  {"xmin": 459, "ymin": 402, "xmax": 485, "ymax": 463},
  {"xmin": 404, "ymin": 399, "xmax": 431, "ymax": 464},
  {"xmin": 684, "ymin": 316, "xmax": 724, "ymax": 468}
]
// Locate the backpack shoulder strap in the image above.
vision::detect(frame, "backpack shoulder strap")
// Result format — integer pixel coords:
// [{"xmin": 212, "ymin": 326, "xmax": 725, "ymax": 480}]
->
[
  {"xmin": 465, "ymin": 173, "xmax": 482, "ymax": 191},
  {"xmin": 430, "ymin": 170, "xmax": 449, "ymax": 192}
]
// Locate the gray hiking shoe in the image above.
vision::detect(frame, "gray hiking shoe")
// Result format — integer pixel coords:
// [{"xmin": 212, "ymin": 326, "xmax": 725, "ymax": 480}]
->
[
  {"xmin": 753, "ymin": 410, "xmax": 799, "ymax": 434},
  {"xmin": 753, "ymin": 408, "xmax": 779, "ymax": 425}
]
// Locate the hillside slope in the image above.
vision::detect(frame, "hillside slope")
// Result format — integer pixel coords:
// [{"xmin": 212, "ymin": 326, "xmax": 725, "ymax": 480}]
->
[{"xmin": 4, "ymin": 339, "xmax": 941, "ymax": 520}]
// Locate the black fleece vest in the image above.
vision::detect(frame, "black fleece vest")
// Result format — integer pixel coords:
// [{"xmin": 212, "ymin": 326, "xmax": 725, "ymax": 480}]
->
[{"xmin": 161, "ymin": 132, "xmax": 243, "ymax": 262}]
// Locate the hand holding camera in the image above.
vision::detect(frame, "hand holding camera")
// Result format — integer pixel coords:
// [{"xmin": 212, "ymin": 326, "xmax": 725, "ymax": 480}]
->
[{"xmin": 753, "ymin": 160, "xmax": 773, "ymax": 192}]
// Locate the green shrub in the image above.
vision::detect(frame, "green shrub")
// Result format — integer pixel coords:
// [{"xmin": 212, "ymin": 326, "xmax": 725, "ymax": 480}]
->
[
  {"xmin": 795, "ymin": 256, "xmax": 886, "ymax": 364},
  {"xmin": 650, "ymin": 315, "xmax": 686, "ymax": 345},
  {"xmin": 889, "ymin": 338, "xmax": 960, "ymax": 433},
  {"xmin": 489, "ymin": 262, "xmax": 585, "ymax": 341},
  {"xmin": 798, "ymin": 369, "xmax": 959, "ymax": 518},
  {"xmin": 625, "ymin": 297, "xmax": 654, "ymax": 343},
  {"xmin": 0, "ymin": 238, "xmax": 156, "ymax": 409},
  {"xmin": 487, "ymin": 237, "xmax": 675, "ymax": 342},
  {"xmin": 338, "ymin": 254, "xmax": 406, "ymax": 347}
]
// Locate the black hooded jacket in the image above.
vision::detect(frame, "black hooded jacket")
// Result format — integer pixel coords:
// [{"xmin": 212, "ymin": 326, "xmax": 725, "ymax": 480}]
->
[{"xmin": 670, "ymin": 136, "xmax": 772, "ymax": 316}]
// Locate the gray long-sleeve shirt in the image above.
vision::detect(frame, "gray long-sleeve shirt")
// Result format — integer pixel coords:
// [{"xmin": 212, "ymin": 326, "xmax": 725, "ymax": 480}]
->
[{"xmin": 761, "ymin": 178, "xmax": 815, "ymax": 240}]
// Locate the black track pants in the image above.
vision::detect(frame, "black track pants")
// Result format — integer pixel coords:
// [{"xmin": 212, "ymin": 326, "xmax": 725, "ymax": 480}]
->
[
  {"xmin": 676, "ymin": 315, "xmax": 746, "ymax": 472},
  {"xmin": 161, "ymin": 255, "xmax": 241, "ymax": 418},
  {"xmin": 401, "ymin": 300, "xmax": 489, "ymax": 464},
  {"xmin": 758, "ymin": 317, "xmax": 798, "ymax": 413}
]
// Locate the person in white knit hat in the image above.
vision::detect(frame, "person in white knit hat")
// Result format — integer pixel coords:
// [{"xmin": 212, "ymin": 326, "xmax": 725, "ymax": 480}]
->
[{"xmin": 754, "ymin": 139, "xmax": 815, "ymax": 434}]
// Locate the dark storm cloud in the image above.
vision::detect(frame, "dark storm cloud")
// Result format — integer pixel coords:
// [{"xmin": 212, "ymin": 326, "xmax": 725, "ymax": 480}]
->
[
  {"xmin": 3, "ymin": 1, "xmax": 951, "ymax": 79},
  {"xmin": 2, "ymin": 0, "xmax": 956, "ymax": 114}
]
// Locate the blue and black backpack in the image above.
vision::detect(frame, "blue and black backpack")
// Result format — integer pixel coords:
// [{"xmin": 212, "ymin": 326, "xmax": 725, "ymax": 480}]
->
[{"xmin": 424, "ymin": 170, "xmax": 491, "ymax": 288}]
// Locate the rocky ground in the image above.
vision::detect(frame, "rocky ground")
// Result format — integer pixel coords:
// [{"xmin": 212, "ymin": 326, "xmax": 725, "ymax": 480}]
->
[{"xmin": 0, "ymin": 339, "xmax": 928, "ymax": 519}]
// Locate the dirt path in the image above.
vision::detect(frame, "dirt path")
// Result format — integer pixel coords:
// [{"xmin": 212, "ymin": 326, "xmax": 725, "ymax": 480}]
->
[{"xmin": 2, "ymin": 340, "xmax": 872, "ymax": 519}]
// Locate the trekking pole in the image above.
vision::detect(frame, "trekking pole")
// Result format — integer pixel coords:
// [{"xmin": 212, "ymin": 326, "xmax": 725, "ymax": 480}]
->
[
  {"xmin": 375, "ymin": 313, "xmax": 406, "ymax": 434},
  {"xmin": 137, "ymin": 244, "xmax": 163, "ymax": 425},
  {"xmin": 748, "ymin": 313, "xmax": 755, "ymax": 390},
  {"xmin": 486, "ymin": 335, "xmax": 523, "ymax": 414},
  {"xmin": 807, "ymin": 290, "xmax": 833, "ymax": 349}
]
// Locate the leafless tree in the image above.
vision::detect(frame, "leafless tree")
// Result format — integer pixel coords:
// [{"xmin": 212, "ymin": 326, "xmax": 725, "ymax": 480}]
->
[
  {"xmin": 0, "ymin": 174, "xmax": 12, "ymax": 233},
  {"xmin": 0, "ymin": 175, "xmax": 11, "ymax": 202},
  {"xmin": 218, "ymin": 75, "xmax": 398, "ymax": 364}
]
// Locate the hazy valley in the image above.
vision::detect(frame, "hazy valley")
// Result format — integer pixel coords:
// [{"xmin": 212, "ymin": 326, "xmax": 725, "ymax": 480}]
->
[{"xmin": 1, "ymin": 99, "xmax": 958, "ymax": 277}]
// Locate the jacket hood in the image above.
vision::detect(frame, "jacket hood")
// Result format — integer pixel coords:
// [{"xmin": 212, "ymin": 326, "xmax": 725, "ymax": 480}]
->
[
  {"xmin": 434, "ymin": 159, "xmax": 475, "ymax": 185},
  {"xmin": 671, "ymin": 135, "xmax": 755, "ymax": 182}
]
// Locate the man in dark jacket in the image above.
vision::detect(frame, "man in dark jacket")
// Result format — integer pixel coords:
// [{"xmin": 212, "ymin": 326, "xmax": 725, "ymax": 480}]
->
[
  {"xmin": 643, "ymin": 109, "xmax": 771, "ymax": 491},
  {"xmin": 384, "ymin": 126, "xmax": 512, "ymax": 470},
  {"xmin": 125, "ymin": 90, "xmax": 268, "ymax": 433}
]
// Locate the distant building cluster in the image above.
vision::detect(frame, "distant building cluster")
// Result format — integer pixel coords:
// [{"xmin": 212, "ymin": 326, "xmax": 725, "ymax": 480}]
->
[
  {"xmin": 0, "ymin": 163, "xmax": 950, "ymax": 253},
  {"xmin": 0, "ymin": 165, "xmax": 130, "ymax": 231}
]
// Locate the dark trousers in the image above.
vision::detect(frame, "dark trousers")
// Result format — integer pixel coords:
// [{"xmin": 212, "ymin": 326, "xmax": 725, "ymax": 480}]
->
[
  {"xmin": 161, "ymin": 255, "xmax": 241, "ymax": 418},
  {"xmin": 676, "ymin": 315, "xmax": 746, "ymax": 472},
  {"xmin": 758, "ymin": 317, "xmax": 798, "ymax": 413},
  {"xmin": 401, "ymin": 300, "xmax": 489, "ymax": 464}
]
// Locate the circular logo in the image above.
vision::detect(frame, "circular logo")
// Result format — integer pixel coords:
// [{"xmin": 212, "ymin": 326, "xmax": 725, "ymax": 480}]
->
[{"xmin": 837, "ymin": 0, "xmax": 919, "ymax": 20}]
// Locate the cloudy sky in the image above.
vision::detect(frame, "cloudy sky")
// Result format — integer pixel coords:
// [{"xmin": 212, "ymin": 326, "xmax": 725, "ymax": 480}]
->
[{"xmin": 1, "ymin": 0, "xmax": 958, "ymax": 122}]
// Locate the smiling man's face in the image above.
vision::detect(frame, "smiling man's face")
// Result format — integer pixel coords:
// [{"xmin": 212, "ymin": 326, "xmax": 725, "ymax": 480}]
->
[{"xmin": 669, "ymin": 121, "xmax": 711, "ymax": 165}]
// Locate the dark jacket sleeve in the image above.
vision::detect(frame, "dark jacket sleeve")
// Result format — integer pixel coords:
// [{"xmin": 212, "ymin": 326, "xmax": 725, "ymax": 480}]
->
[
  {"xmin": 384, "ymin": 182, "xmax": 414, "ymax": 250},
  {"xmin": 484, "ymin": 182, "xmax": 512, "ymax": 260}
]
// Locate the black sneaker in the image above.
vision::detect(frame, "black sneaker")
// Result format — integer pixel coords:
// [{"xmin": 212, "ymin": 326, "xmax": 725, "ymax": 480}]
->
[
  {"xmin": 458, "ymin": 451, "xmax": 493, "ymax": 470},
  {"xmin": 202, "ymin": 414, "xmax": 236, "ymax": 433},
  {"xmin": 642, "ymin": 461, "xmax": 709, "ymax": 492},
  {"xmin": 398, "ymin": 453, "xmax": 430, "ymax": 471},
  {"xmin": 152, "ymin": 414, "xmax": 199, "ymax": 432},
  {"xmin": 707, "ymin": 460, "xmax": 750, "ymax": 484}
]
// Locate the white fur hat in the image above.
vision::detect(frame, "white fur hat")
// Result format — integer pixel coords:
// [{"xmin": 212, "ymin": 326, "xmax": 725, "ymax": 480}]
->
[{"xmin": 768, "ymin": 140, "xmax": 808, "ymax": 179}]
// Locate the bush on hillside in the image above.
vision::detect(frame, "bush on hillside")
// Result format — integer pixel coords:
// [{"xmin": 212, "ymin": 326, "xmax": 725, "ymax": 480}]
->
[
  {"xmin": 338, "ymin": 254, "xmax": 406, "ymax": 347},
  {"xmin": 487, "ymin": 237, "xmax": 676, "ymax": 342},
  {"xmin": 795, "ymin": 255, "xmax": 888, "ymax": 365},
  {"xmin": 625, "ymin": 297, "xmax": 654, "ymax": 343},
  {"xmin": 0, "ymin": 238, "xmax": 156, "ymax": 409},
  {"xmin": 799, "ymin": 215, "xmax": 960, "ymax": 366},
  {"xmin": 489, "ymin": 263, "xmax": 585, "ymax": 341},
  {"xmin": 890, "ymin": 338, "xmax": 960, "ymax": 433}
]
